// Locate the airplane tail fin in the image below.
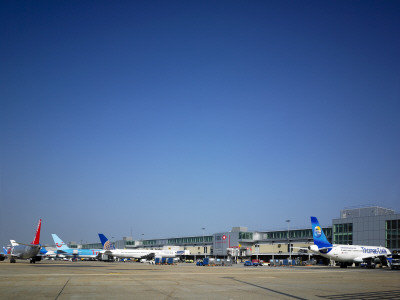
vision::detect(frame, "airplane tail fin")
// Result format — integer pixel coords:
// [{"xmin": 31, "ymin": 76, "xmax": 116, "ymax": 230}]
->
[
  {"xmin": 311, "ymin": 216, "xmax": 332, "ymax": 249},
  {"xmin": 10, "ymin": 240, "xmax": 18, "ymax": 246},
  {"xmin": 31, "ymin": 219, "xmax": 42, "ymax": 245},
  {"xmin": 2, "ymin": 247, "xmax": 7, "ymax": 255},
  {"xmin": 98, "ymin": 234, "xmax": 115, "ymax": 250},
  {"xmin": 52, "ymin": 234, "xmax": 69, "ymax": 250}
]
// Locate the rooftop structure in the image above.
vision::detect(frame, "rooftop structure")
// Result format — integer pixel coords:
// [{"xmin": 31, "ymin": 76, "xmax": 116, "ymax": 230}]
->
[{"xmin": 340, "ymin": 206, "xmax": 395, "ymax": 219}]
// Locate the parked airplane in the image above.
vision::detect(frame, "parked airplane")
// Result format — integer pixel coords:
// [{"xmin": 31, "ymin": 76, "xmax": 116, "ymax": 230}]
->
[
  {"xmin": 0, "ymin": 247, "xmax": 7, "ymax": 261},
  {"xmin": 7, "ymin": 219, "xmax": 42, "ymax": 263},
  {"xmin": 98, "ymin": 234, "xmax": 189, "ymax": 260},
  {"xmin": 51, "ymin": 234, "xmax": 102, "ymax": 260},
  {"xmin": 308, "ymin": 216, "xmax": 392, "ymax": 268},
  {"xmin": 39, "ymin": 247, "xmax": 60, "ymax": 259}
]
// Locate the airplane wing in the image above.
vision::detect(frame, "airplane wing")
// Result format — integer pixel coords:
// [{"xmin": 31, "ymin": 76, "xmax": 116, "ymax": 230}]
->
[
  {"xmin": 142, "ymin": 252, "xmax": 155, "ymax": 260},
  {"xmin": 292, "ymin": 246, "xmax": 309, "ymax": 251},
  {"xmin": 353, "ymin": 254, "xmax": 391, "ymax": 268},
  {"xmin": 291, "ymin": 247, "xmax": 310, "ymax": 254},
  {"xmin": 358, "ymin": 254, "xmax": 389, "ymax": 262}
]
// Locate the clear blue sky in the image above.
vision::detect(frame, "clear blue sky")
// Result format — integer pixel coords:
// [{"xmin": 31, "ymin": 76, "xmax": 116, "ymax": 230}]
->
[{"xmin": 1, "ymin": 1, "xmax": 399, "ymax": 246}]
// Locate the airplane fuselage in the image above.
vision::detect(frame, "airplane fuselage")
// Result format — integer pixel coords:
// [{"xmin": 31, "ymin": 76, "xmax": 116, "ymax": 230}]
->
[
  {"xmin": 103, "ymin": 249, "xmax": 178, "ymax": 259},
  {"xmin": 309, "ymin": 244, "xmax": 391, "ymax": 263},
  {"xmin": 11, "ymin": 244, "xmax": 41, "ymax": 260},
  {"xmin": 57, "ymin": 248, "xmax": 101, "ymax": 259}
]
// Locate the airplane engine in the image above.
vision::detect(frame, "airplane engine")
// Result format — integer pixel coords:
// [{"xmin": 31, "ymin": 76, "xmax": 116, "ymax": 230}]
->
[
  {"xmin": 35, "ymin": 256, "xmax": 42, "ymax": 262},
  {"xmin": 144, "ymin": 253, "xmax": 155, "ymax": 260},
  {"xmin": 308, "ymin": 245, "xmax": 319, "ymax": 253}
]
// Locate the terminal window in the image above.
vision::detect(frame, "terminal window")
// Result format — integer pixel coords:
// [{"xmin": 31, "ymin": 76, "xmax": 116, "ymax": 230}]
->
[
  {"xmin": 239, "ymin": 232, "xmax": 253, "ymax": 240},
  {"xmin": 333, "ymin": 223, "xmax": 353, "ymax": 245},
  {"xmin": 386, "ymin": 220, "xmax": 399, "ymax": 249}
]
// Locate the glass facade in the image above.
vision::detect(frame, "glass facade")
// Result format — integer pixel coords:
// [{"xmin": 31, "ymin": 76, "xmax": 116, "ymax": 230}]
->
[
  {"xmin": 333, "ymin": 223, "xmax": 353, "ymax": 245},
  {"xmin": 143, "ymin": 240, "xmax": 156, "ymax": 246},
  {"xmin": 168, "ymin": 236, "xmax": 212, "ymax": 245},
  {"xmin": 386, "ymin": 220, "xmax": 400, "ymax": 249},
  {"xmin": 264, "ymin": 228, "xmax": 332, "ymax": 241},
  {"xmin": 143, "ymin": 236, "xmax": 213, "ymax": 246},
  {"xmin": 239, "ymin": 232, "xmax": 253, "ymax": 240},
  {"xmin": 82, "ymin": 243, "xmax": 103, "ymax": 249}
]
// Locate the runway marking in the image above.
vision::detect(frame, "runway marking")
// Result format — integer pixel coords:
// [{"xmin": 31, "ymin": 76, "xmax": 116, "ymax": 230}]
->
[
  {"xmin": 55, "ymin": 277, "xmax": 70, "ymax": 300},
  {"xmin": 224, "ymin": 277, "xmax": 307, "ymax": 300}
]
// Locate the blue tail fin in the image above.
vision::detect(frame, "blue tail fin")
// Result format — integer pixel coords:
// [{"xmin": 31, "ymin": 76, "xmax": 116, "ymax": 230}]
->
[
  {"xmin": 98, "ymin": 234, "xmax": 115, "ymax": 250},
  {"xmin": 52, "ymin": 234, "xmax": 69, "ymax": 250},
  {"xmin": 311, "ymin": 217, "xmax": 332, "ymax": 249}
]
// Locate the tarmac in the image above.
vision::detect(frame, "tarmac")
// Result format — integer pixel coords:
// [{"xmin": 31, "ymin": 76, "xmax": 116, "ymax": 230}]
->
[{"xmin": 0, "ymin": 260, "xmax": 399, "ymax": 299}]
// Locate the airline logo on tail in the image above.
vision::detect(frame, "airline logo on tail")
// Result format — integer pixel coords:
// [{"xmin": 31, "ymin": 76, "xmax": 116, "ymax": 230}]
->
[
  {"xmin": 51, "ymin": 234, "xmax": 69, "ymax": 250},
  {"xmin": 55, "ymin": 243, "xmax": 64, "ymax": 248},
  {"xmin": 98, "ymin": 234, "xmax": 115, "ymax": 250},
  {"xmin": 311, "ymin": 216, "xmax": 333, "ymax": 251},
  {"xmin": 104, "ymin": 240, "xmax": 115, "ymax": 250},
  {"xmin": 313, "ymin": 226, "xmax": 322, "ymax": 238}
]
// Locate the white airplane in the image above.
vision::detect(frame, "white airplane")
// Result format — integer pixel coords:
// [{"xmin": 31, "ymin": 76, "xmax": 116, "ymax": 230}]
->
[
  {"xmin": 0, "ymin": 247, "xmax": 8, "ymax": 261},
  {"xmin": 98, "ymin": 234, "xmax": 189, "ymax": 260},
  {"xmin": 308, "ymin": 216, "xmax": 392, "ymax": 268}
]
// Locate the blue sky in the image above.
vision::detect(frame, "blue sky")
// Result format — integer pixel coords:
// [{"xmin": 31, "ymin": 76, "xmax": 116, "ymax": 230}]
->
[{"xmin": 1, "ymin": 1, "xmax": 399, "ymax": 246}]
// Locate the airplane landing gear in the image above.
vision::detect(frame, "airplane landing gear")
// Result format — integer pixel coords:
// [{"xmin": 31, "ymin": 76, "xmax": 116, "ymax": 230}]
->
[{"xmin": 367, "ymin": 262, "xmax": 375, "ymax": 269}]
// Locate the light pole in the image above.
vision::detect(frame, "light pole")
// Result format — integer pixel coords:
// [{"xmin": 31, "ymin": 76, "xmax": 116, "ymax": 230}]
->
[
  {"xmin": 286, "ymin": 220, "xmax": 291, "ymax": 260},
  {"xmin": 272, "ymin": 241, "xmax": 274, "ymax": 264},
  {"xmin": 202, "ymin": 227, "xmax": 206, "ymax": 257}
]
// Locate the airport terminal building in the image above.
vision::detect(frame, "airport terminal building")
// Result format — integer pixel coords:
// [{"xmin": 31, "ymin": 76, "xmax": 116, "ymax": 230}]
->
[
  {"xmin": 332, "ymin": 206, "xmax": 399, "ymax": 250},
  {"xmin": 78, "ymin": 206, "xmax": 399, "ymax": 260}
]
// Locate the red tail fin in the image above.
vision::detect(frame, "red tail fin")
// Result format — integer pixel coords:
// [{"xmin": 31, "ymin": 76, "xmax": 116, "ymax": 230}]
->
[{"xmin": 31, "ymin": 219, "xmax": 42, "ymax": 245}]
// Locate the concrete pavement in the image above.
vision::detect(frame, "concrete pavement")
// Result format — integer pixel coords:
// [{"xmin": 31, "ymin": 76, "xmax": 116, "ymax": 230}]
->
[{"xmin": 0, "ymin": 260, "xmax": 399, "ymax": 299}]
